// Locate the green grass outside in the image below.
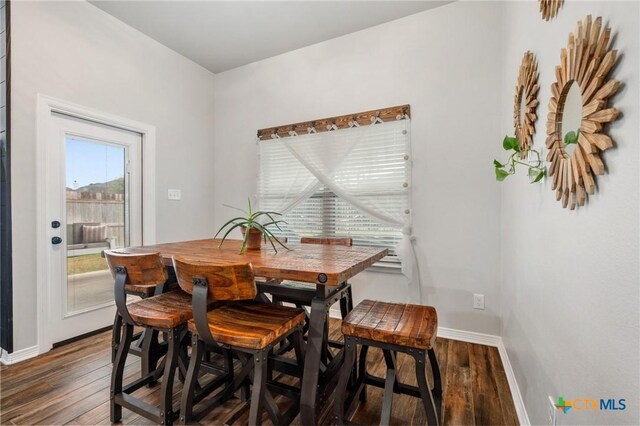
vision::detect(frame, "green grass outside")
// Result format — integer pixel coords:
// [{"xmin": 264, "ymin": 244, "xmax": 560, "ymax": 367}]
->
[{"xmin": 67, "ymin": 253, "xmax": 109, "ymax": 275}]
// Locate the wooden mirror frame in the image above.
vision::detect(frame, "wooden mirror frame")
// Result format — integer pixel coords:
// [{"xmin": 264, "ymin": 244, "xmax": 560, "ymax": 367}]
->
[
  {"xmin": 546, "ymin": 15, "xmax": 620, "ymax": 210},
  {"xmin": 539, "ymin": 0, "xmax": 563, "ymax": 21},
  {"xmin": 514, "ymin": 51, "xmax": 539, "ymax": 153}
]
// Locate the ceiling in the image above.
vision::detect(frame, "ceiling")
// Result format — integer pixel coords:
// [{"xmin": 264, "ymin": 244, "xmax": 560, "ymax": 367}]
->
[{"xmin": 90, "ymin": 1, "xmax": 452, "ymax": 74}]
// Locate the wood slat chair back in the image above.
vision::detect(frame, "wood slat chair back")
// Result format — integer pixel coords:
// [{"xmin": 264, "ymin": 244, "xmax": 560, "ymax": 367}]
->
[
  {"xmin": 104, "ymin": 251, "xmax": 168, "ymax": 290},
  {"xmin": 264, "ymin": 235, "xmax": 288, "ymax": 244},
  {"xmin": 301, "ymin": 237, "xmax": 353, "ymax": 246},
  {"xmin": 173, "ymin": 257, "xmax": 257, "ymax": 301}
]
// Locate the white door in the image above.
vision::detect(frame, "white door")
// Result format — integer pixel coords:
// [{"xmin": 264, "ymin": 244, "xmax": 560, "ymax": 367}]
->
[{"xmin": 46, "ymin": 113, "xmax": 142, "ymax": 345}]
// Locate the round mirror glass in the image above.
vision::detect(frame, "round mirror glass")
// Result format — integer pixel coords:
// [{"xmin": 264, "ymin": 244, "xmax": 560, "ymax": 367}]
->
[
  {"xmin": 560, "ymin": 81, "xmax": 582, "ymax": 156},
  {"xmin": 518, "ymin": 88, "xmax": 527, "ymax": 132}
]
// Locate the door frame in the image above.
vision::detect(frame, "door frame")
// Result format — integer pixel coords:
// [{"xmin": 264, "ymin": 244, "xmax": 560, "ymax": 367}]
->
[{"xmin": 35, "ymin": 94, "xmax": 156, "ymax": 354}]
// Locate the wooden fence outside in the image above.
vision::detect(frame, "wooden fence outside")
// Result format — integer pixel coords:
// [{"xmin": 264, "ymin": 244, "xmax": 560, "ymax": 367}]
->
[{"xmin": 66, "ymin": 191, "xmax": 125, "ymax": 247}]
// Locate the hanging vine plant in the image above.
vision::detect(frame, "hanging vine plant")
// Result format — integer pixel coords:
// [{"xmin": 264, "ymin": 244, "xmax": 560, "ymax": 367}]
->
[{"xmin": 494, "ymin": 136, "xmax": 546, "ymax": 183}]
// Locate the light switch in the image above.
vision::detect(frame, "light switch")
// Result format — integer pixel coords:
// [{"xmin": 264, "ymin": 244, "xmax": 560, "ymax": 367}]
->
[{"xmin": 168, "ymin": 189, "xmax": 181, "ymax": 200}]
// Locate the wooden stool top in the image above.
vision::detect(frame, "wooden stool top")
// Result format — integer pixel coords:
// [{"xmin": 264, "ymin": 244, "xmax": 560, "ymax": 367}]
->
[
  {"xmin": 342, "ymin": 300, "xmax": 438, "ymax": 350},
  {"xmin": 301, "ymin": 237, "xmax": 352, "ymax": 246},
  {"xmin": 187, "ymin": 300, "xmax": 305, "ymax": 349},
  {"xmin": 127, "ymin": 290, "xmax": 207, "ymax": 329}
]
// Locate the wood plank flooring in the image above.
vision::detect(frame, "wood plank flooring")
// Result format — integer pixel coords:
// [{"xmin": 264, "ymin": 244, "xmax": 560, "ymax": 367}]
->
[{"xmin": 0, "ymin": 320, "xmax": 518, "ymax": 425}]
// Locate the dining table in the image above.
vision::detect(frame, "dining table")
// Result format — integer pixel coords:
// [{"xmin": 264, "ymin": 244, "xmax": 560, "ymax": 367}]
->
[{"xmin": 118, "ymin": 238, "xmax": 388, "ymax": 425}]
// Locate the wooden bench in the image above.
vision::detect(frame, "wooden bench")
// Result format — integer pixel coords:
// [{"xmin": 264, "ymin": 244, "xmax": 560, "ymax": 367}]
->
[{"xmin": 335, "ymin": 300, "xmax": 442, "ymax": 425}]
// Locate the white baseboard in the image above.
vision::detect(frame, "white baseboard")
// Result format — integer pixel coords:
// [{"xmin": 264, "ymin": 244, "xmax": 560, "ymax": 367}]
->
[
  {"xmin": 329, "ymin": 309, "xmax": 529, "ymax": 425},
  {"xmin": 436, "ymin": 326, "xmax": 503, "ymax": 347},
  {"xmin": 1, "ymin": 345, "xmax": 39, "ymax": 365},
  {"xmin": 436, "ymin": 327, "xmax": 530, "ymax": 425},
  {"xmin": 496, "ymin": 339, "xmax": 530, "ymax": 425}
]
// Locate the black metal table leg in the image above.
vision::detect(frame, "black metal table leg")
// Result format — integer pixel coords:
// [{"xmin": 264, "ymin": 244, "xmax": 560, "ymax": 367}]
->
[
  {"xmin": 333, "ymin": 335, "xmax": 356, "ymax": 426},
  {"xmin": 300, "ymin": 294, "xmax": 329, "ymax": 425}
]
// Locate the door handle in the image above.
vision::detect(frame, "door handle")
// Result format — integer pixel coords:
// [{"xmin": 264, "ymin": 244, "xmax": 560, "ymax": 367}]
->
[{"xmin": 51, "ymin": 236, "xmax": 63, "ymax": 245}]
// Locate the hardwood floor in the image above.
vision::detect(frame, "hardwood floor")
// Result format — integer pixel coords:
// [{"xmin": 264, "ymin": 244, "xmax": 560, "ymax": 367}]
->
[{"xmin": 0, "ymin": 320, "xmax": 518, "ymax": 425}]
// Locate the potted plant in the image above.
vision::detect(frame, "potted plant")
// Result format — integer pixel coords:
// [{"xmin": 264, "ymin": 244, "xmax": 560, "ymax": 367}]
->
[{"xmin": 214, "ymin": 198, "xmax": 289, "ymax": 254}]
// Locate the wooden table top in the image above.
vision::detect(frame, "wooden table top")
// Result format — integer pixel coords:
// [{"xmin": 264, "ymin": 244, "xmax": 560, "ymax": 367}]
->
[{"xmin": 117, "ymin": 239, "xmax": 388, "ymax": 286}]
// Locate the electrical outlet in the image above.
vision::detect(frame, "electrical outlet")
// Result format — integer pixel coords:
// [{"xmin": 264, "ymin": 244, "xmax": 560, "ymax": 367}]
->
[
  {"xmin": 168, "ymin": 189, "xmax": 181, "ymax": 201},
  {"xmin": 548, "ymin": 396, "xmax": 558, "ymax": 425},
  {"xmin": 473, "ymin": 294, "xmax": 485, "ymax": 310}
]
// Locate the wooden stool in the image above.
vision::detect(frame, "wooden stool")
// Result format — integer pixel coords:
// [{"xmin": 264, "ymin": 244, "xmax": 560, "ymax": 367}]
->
[
  {"xmin": 105, "ymin": 251, "xmax": 223, "ymax": 426},
  {"xmin": 334, "ymin": 300, "xmax": 442, "ymax": 426},
  {"xmin": 173, "ymin": 258, "xmax": 306, "ymax": 426}
]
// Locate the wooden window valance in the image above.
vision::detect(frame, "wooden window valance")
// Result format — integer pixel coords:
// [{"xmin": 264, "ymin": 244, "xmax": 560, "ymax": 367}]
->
[{"xmin": 257, "ymin": 104, "xmax": 410, "ymax": 141}]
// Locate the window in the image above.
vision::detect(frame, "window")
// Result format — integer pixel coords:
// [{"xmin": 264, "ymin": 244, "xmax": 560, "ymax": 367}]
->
[{"xmin": 257, "ymin": 119, "xmax": 411, "ymax": 267}]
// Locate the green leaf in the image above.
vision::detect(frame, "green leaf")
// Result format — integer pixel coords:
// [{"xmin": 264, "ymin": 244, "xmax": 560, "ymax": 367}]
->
[
  {"xmin": 564, "ymin": 130, "xmax": 579, "ymax": 145},
  {"xmin": 502, "ymin": 136, "xmax": 519, "ymax": 151},
  {"xmin": 214, "ymin": 217, "xmax": 247, "ymax": 238},
  {"xmin": 531, "ymin": 170, "xmax": 545, "ymax": 183},
  {"xmin": 222, "ymin": 203, "xmax": 247, "ymax": 215},
  {"xmin": 217, "ymin": 222, "xmax": 244, "ymax": 247},
  {"xmin": 262, "ymin": 213, "xmax": 286, "ymax": 232},
  {"xmin": 251, "ymin": 211, "xmax": 282, "ymax": 222},
  {"xmin": 495, "ymin": 168, "xmax": 510, "ymax": 182},
  {"xmin": 493, "ymin": 159, "xmax": 504, "ymax": 168},
  {"xmin": 239, "ymin": 223, "xmax": 251, "ymax": 254},
  {"xmin": 262, "ymin": 220, "xmax": 287, "ymax": 233}
]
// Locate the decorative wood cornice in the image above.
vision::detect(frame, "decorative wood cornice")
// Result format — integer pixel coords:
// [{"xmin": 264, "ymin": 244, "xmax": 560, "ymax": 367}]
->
[{"xmin": 257, "ymin": 104, "xmax": 410, "ymax": 141}]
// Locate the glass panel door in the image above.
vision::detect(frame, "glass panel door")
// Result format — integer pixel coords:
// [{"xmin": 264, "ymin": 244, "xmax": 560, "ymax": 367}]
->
[
  {"xmin": 46, "ymin": 111, "xmax": 142, "ymax": 348},
  {"xmin": 65, "ymin": 136, "xmax": 129, "ymax": 314}
]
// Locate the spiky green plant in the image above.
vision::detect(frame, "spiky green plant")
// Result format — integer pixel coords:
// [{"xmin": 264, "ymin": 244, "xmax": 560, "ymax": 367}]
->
[{"xmin": 214, "ymin": 198, "xmax": 289, "ymax": 254}]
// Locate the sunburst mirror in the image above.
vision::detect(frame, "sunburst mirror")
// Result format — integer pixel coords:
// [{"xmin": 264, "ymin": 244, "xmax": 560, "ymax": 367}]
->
[
  {"xmin": 514, "ymin": 51, "xmax": 539, "ymax": 154},
  {"xmin": 546, "ymin": 15, "xmax": 620, "ymax": 210},
  {"xmin": 539, "ymin": 0, "xmax": 564, "ymax": 21}
]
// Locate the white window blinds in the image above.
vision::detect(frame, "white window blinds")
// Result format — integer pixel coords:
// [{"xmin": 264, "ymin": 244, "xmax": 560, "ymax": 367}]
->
[{"xmin": 257, "ymin": 119, "xmax": 412, "ymax": 265}]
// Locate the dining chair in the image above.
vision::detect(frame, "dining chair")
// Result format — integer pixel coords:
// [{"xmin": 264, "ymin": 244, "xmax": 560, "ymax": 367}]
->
[
  {"xmin": 173, "ymin": 257, "xmax": 306, "ymax": 426},
  {"xmin": 110, "ymin": 261, "xmax": 171, "ymax": 379},
  {"xmin": 105, "ymin": 251, "xmax": 226, "ymax": 425}
]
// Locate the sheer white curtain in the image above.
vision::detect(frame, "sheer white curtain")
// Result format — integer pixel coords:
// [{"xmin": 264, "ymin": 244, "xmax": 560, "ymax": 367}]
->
[{"xmin": 258, "ymin": 119, "xmax": 422, "ymax": 302}]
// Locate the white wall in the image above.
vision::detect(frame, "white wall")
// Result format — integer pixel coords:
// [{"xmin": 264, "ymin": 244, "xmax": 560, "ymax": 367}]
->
[
  {"xmin": 213, "ymin": 1, "xmax": 504, "ymax": 335},
  {"xmin": 499, "ymin": 1, "xmax": 640, "ymax": 424},
  {"xmin": 12, "ymin": 3, "xmax": 639, "ymax": 423},
  {"xmin": 10, "ymin": 1, "xmax": 217, "ymax": 351}
]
